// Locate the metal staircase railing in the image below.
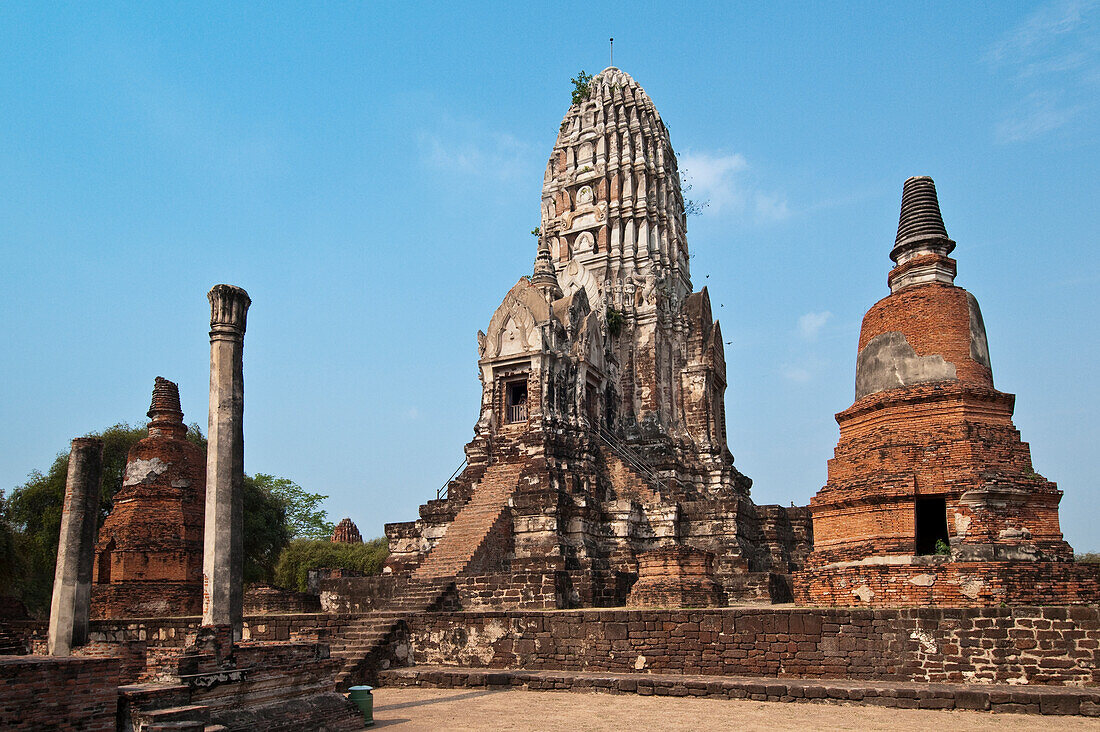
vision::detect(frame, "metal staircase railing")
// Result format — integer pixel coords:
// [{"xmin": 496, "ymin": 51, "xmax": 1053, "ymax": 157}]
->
[
  {"xmin": 436, "ymin": 458, "xmax": 468, "ymax": 500},
  {"xmin": 588, "ymin": 421, "xmax": 667, "ymax": 494}
]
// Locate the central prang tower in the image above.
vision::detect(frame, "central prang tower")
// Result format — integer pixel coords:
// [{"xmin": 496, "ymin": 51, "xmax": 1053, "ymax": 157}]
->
[
  {"xmin": 540, "ymin": 67, "xmax": 692, "ymax": 430},
  {"xmin": 385, "ymin": 68, "xmax": 811, "ymax": 607}
]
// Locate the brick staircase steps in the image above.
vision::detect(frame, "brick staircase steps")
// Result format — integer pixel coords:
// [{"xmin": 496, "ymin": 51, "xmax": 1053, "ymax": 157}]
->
[
  {"xmin": 335, "ymin": 457, "xmax": 524, "ymax": 690},
  {"xmin": 413, "ymin": 461, "xmax": 523, "ymax": 580},
  {"xmin": 332, "ymin": 576, "xmax": 457, "ymax": 691}
]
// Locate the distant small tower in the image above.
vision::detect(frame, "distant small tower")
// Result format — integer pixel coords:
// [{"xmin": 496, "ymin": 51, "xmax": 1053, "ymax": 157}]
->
[
  {"xmin": 92, "ymin": 377, "xmax": 206, "ymax": 618},
  {"xmin": 331, "ymin": 518, "xmax": 362, "ymax": 544}
]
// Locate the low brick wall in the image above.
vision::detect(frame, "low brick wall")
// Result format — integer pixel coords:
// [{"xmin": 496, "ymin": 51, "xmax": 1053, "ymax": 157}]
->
[
  {"xmin": 794, "ymin": 560, "xmax": 1100, "ymax": 607},
  {"xmin": 406, "ymin": 606, "xmax": 1100, "ymax": 687},
  {"xmin": 244, "ymin": 584, "xmax": 322, "ymax": 614},
  {"xmin": 0, "ymin": 656, "xmax": 119, "ymax": 731},
  {"xmin": 456, "ymin": 570, "xmax": 562, "ymax": 610},
  {"xmin": 91, "ymin": 581, "xmax": 201, "ymax": 619},
  {"xmin": 319, "ymin": 575, "xmax": 401, "ymax": 613},
  {"xmin": 80, "ymin": 613, "xmax": 358, "ymax": 644}
]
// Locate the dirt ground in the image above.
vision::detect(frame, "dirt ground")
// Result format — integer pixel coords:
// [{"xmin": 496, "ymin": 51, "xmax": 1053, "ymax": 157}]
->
[{"xmin": 368, "ymin": 687, "xmax": 1090, "ymax": 731}]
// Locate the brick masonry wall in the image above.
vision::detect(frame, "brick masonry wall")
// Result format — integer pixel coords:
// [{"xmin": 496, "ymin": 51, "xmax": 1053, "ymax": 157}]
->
[
  {"xmin": 407, "ymin": 607, "xmax": 1100, "ymax": 686},
  {"xmin": 91, "ymin": 581, "xmax": 201, "ymax": 619},
  {"xmin": 318, "ymin": 574, "xmax": 401, "ymax": 613},
  {"xmin": 0, "ymin": 656, "xmax": 119, "ymax": 731},
  {"xmin": 455, "ymin": 569, "xmax": 563, "ymax": 610},
  {"xmin": 794, "ymin": 560, "xmax": 1100, "ymax": 608},
  {"xmin": 243, "ymin": 584, "xmax": 321, "ymax": 614}
]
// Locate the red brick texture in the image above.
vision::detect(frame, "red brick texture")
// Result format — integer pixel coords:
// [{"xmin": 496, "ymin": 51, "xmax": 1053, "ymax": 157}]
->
[
  {"xmin": 796, "ymin": 560, "xmax": 1100, "ymax": 608},
  {"xmin": 798, "ymin": 276, "xmax": 1083, "ymax": 606},
  {"xmin": 330, "ymin": 518, "xmax": 362, "ymax": 544},
  {"xmin": 0, "ymin": 656, "xmax": 119, "ymax": 731},
  {"xmin": 627, "ymin": 546, "xmax": 722, "ymax": 608},
  {"xmin": 858, "ymin": 283, "xmax": 991, "ymax": 386},
  {"xmin": 92, "ymin": 380, "xmax": 206, "ymax": 619},
  {"xmin": 405, "ymin": 606, "xmax": 1100, "ymax": 687}
]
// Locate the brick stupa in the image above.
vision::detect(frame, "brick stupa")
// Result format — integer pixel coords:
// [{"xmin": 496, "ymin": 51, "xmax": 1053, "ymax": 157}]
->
[
  {"xmin": 91, "ymin": 378, "xmax": 206, "ymax": 618},
  {"xmin": 794, "ymin": 177, "xmax": 1099, "ymax": 607}
]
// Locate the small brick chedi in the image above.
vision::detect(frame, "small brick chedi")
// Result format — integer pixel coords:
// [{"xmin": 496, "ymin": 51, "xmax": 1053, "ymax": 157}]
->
[
  {"xmin": 91, "ymin": 378, "xmax": 206, "ymax": 618},
  {"xmin": 794, "ymin": 177, "xmax": 1099, "ymax": 607},
  {"xmin": 331, "ymin": 518, "xmax": 362, "ymax": 544},
  {"xmin": 385, "ymin": 67, "xmax": 810, "ymax": 607}
]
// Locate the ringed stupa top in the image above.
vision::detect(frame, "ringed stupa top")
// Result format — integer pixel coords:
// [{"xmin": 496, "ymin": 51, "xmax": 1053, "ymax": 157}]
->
[
  {"xmin": 887, "ymin": 176, "xmax": 958, "ymax": 293},
  {"xmin": 540, "ymin": 67, "xmax": 691, "ymax": 316}
]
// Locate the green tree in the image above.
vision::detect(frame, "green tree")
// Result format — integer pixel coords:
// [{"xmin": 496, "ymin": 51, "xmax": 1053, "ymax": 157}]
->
[
  {"xmin": 251, "ymin": 474, "xmax": 335, "ymax": 541},
  {"xmin": 4, "ymin": 423, "xmax": 147, "ymax": 615},
  {"xmin": 571, "ymin": 70, "xmax": 593, "ymax": 105},
  {"xmin": 273, "ymin": 537, "xmax": 389, "ymax": 593},
  {"xmin": 243, "ymin": 474, "xmax": 292, "ymax": 584},
  {"xmin": 0, "ymin": 491, "xmax": 26, "ymax": 598},
  {"xmin": 1, "ymin": 422, "xmax": 323, "ymax": 612}
]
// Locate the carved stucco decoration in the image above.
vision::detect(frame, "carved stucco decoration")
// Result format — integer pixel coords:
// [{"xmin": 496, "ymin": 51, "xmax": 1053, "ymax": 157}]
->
[
  {"xmin": 480, "ymin": 279, "xmax": 552, "ymax": 360},
  {"xmin": 560, "ymin": 260, "xmax": 601, "ymax": 309}
]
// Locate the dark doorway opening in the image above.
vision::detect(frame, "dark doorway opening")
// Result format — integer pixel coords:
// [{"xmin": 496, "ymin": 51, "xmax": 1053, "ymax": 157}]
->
[
  {"xmin": 915, "ymin": 497, "xmax": 950, "ymax": 555},
  {"xmin": 97, "ymin": 539, "xmax": 114, "ymax": 584},
  {"xmin": 505, "ymin": 380, "xmax": 528, "ymax": 423},
  {"xmin": 585, "ymin": 385, "xmax": 598, "ymax": 426}
]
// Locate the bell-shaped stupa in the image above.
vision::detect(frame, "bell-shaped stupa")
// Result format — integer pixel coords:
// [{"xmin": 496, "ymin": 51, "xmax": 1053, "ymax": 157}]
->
[{"xmin": 794, "ymin": 177, "xmax": 1092, "ymax": 607}]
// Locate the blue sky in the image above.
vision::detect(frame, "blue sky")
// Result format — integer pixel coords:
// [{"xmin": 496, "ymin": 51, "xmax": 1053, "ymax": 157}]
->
[{"xmin": 2, "ymin": 2, "xmax": 1098, "ymax": 550}]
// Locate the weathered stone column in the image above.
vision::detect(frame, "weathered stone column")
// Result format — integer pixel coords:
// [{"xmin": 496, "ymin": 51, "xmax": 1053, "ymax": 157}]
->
[
  {"xmin": 202, "ymin": 284, "xmax": 250, "ymax": 638},
  {"xmin": 48, "ymin": 437, "xmax": 104, "ymax": 655}
]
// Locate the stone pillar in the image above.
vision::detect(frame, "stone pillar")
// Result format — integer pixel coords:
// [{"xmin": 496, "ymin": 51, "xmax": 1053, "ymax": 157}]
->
[
  {"xmin": 202, "ymin": 284, "xmax": 250, "ymax": 638},
  {"xmin": 48, "ymin": 437, "xmax": 104, "ymax": 655}
]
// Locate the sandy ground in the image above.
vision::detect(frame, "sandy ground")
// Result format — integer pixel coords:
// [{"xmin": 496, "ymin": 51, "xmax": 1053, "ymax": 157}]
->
[{"xmin": 366, "ymin": 687, "xmax": 1090, "ymax": 731}]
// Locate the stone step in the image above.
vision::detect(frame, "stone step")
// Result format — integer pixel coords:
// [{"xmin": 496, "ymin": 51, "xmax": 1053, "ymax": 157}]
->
[
  {"xmin": 118, "ymin": 683, "xmax": 193, "ymax": 712},
  {"xmin": 137, "ymin": 703, "xmax": 211, "ymax": 731},
  {"xmin": 379, "ymin": 666, "xmax": 1100, "ymax": 718}
]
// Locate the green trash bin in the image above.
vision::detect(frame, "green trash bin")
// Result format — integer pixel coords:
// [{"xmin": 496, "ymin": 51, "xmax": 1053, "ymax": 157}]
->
[{"xmin": 347, "ymin": 685, "xmax": 374, "ymax": 727}]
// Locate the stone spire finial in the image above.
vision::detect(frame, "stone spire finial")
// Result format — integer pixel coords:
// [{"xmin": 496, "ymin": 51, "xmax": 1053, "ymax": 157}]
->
[
  {"xmin": 147, "ymin": 377, "xmax": 186, "ymax": 438},
  {"xmin": 888, "ymin": 176, "xmax": 957, "ymax": 293},
  {"xmin": 892, "ymin": 176, "xmax": 953, "ymax": 259},
  {"xmin": 530, "ymin": 235, "xmax": 562, "ymax": 299}
]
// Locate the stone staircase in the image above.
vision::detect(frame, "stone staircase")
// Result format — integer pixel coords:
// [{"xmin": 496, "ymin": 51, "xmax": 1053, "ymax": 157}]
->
[
  {"xmin": 333, "ymin": 459, "xmax": 524, "ymax": 690},
  {"xmin": 119, "ymin": 683, "xmax": 220, "ymax": 732},
  {"xmin": 0, "ymin": 625, "xmax": 27, "ymax": 655},
  {"xmin": 413, "ymin": 460, "xmax": 524, "ymax": 578},
  {"xmin": 331, "ymin": 575, "xmax": 457, "ymax": 691}
]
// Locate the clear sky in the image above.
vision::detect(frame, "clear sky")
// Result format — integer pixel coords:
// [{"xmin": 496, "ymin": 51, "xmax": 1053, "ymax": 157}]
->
[{"xmin": 2, "ymin": 2, "xmax": 1097, "ymax": 550}]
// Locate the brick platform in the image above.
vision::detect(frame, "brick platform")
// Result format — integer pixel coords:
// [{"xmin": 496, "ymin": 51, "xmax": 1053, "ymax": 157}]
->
[
  {"xmin": 0, "ymin": 656, "xmax": 120, "ymax": 731},
  {"xmin": 380, "ymin": 666, "xmax": 1100, "ymax": 717},
  {"xmin": 404, "ymin": 606, "xmax": 1100, "ymax": 687}
]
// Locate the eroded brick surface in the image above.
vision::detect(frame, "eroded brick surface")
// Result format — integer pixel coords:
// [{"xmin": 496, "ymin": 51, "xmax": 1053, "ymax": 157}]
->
[
  {"xmin": 92, "ymin": 378, "xmax": 205, "ymax": 619},
  {"xmin": 405, "ymin": 606, "xmax": 1100, "ymax": 687},
  {"xmin": 0, "ymin": 656, "xmax": 119, "ymax": 731},
  {"xmin": 797, "ymin": 177, "xmax": 1090, "ymax": 608}
]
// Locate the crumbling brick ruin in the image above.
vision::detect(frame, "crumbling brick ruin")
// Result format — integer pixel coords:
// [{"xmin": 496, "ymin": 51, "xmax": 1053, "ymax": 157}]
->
[
  {"xmin": 793, "ymin": 177, "xmax": 1100, "ymax": 607},
  {"xmin": 384, "ymin": 67, "xmax": 811, "ymax": 608},
  {"xmin": 331, "ymin": 518, "xmax": 363, "ymax": 544},
  {"xmin": 92, "ymin": 378, "xmax": 206, "ymax": 618},
  {"xmin": 6, "ymin": 67, "xmax": 1100, "ymax": 731}
]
